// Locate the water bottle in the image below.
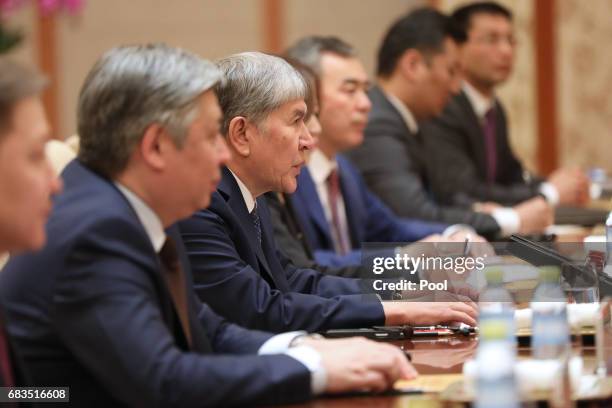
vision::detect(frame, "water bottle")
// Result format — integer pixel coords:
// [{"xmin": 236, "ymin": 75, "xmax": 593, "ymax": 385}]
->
[
  {"xmin": 476, "ymin": 321, "xmax": 519, "ymax": 408},
  {"xmin": 531, "ymin": 266, "xmax": 570, "ymax": 360},
  {"xmin": 479, "ymin": 266, "xmax": 516, "ymax": 346}
]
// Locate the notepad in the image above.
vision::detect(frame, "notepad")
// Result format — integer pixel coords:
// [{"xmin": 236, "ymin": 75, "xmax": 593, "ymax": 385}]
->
[{"xmin": 394, "ymin": 374, "xmax": 463, "ymax": 393}]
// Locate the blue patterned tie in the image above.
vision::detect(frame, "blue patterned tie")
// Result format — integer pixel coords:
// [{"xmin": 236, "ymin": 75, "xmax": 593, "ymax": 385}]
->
[{"xmin": 250, "ymin": 205, "xmax": 262, "ymax": 245}]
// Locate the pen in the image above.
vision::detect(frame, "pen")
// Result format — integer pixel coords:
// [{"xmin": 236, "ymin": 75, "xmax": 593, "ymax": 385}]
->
[{"xmin": 462, "ymin": 234, "xmax": 472, "ymax": 256}]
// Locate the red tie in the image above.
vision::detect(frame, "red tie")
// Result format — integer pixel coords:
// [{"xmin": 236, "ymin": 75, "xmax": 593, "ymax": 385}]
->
[
  {"xmin": 326, "ymin": 169, "xmax": 350, "ymax": 255},
  {"xmin": 482, "ymin": 107, "xmax": 497, "ymax": 184}
]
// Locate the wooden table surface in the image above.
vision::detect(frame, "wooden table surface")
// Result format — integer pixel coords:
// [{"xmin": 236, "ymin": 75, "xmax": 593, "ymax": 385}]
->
[{"xmin": 281, "ymin": 334, "xmax": 602, "ymax": 408}]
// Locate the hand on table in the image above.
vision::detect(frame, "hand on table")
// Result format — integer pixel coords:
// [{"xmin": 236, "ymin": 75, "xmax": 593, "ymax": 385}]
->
[{"xmin": 302, "ymin": 337, "xmax": 417, "ymax": 394}]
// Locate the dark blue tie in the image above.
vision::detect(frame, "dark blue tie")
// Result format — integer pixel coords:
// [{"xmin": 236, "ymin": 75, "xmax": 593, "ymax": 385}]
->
[{"xmin": 250, "ymin": 205, "xmax": 262, "ymax": 245}]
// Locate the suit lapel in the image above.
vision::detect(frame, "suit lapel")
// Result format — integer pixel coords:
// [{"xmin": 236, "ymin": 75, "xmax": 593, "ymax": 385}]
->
[
  {"xmin": 296, "ymin": 167, "xmax": 334, "ymax": 247},
  {"xmin": 218, "ymin": 168, "xmax": 277, "ymax": 286}
]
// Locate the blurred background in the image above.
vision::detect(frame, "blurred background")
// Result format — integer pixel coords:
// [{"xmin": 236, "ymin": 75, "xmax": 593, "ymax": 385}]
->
[{"xmin": 1, "ymin": 0, "xmax": 610, "ymax": 175}]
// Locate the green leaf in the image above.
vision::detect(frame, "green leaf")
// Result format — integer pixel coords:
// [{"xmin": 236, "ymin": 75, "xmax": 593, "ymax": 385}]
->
[{"xmin": 0, "ymin": 23, "xmax": 23, "ymax": 54}]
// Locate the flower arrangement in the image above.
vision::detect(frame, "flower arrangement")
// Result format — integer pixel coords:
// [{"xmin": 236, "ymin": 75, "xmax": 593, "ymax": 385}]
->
[{"xmin": 0, "ymin": 0, "xmax": 85, "ymax": 53}]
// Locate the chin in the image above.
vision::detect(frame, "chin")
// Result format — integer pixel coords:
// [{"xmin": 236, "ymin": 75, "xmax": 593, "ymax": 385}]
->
[
  {"xmin": 281, "ymin": 180, "xmax": 298, "ymax": 194},
  {"xmin": 24, "ymin": 232, "xmax": 46, "ymax": 252}
]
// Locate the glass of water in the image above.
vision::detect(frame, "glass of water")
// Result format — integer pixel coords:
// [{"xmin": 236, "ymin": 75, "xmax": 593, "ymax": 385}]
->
[{"xmin": 561, "ymin": 261, "xmax": 600, "ymax": 303}]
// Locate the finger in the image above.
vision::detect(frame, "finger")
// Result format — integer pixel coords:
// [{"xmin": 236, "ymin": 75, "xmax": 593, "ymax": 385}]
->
[
  {"xmin": 357, "ymin": 370, "xmax": 389, "ymax": 393},
  {"xmin": 393, "ymin": 350, "xmax": 418, "ymax": 379},
  {"xmin": 445, "ymin": 310, "xmax": 477, "ymax": 326},
  {"xmin": 450, "ymin": 301, "xmax": 479, "ymax": 319}
]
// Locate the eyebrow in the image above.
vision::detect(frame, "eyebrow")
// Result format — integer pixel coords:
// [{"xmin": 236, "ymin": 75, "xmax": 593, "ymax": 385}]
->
[
  {"xmin": 291, "ymin": 107, "xmax": 307, "ymax": 120},
  {"xmin": 341, "ymin": 78, "xmax": 371, "ymax": 88}
]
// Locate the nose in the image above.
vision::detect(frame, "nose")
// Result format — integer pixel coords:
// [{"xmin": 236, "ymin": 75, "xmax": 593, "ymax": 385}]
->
[
  {"xmin": 299, "ymin": 121, "xmax": 315, "ymax": 152},
  {"xmin": 306, "ymin": 115, "xmax": 322, "ymax": 146},
  {"xmin": 499, "ymin": 38, "xmax": 514, "ymax": 61},
  {"xmin": 356, "ymin": 89, "xmax": 372, "ymax": 113}
]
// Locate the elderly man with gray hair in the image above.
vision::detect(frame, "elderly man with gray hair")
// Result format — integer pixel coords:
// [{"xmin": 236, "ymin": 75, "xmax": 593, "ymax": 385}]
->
[
  {"xmin": 0, "ymin": 44, "xmax": 416, "ymax": 406},
  {"xmin": 178, "ymin": 51, "xmax": 477, "ymax": 339}
]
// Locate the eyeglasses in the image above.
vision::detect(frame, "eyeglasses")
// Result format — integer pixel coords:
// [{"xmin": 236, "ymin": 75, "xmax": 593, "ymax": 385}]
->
[{"xmin": 473, "ymin": 34, "xmax": 517, "ymax": 47}]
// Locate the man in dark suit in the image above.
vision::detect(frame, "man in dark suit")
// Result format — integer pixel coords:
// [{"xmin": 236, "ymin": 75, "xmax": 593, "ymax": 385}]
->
[
  {"xmin": 0, "ymin": 58, "xmax": 62, "ymax": 389},
  {"xmin": 421, "ymin": 1, "xmax": 589, "ymax": 208},
  {"xmin": 285, "ymin": 36, "xmax": 480, "ymax": 270},
  {"xmin": 345, "ymin": 8, "xmax": 553, "ymax": 239},
  {"xmin": 179, "ymin": 52, "xmax": 478, "ymax": 335},
  {"xmin": 0, "ymin": 45, "xmax": 416, "ymax": 406}
]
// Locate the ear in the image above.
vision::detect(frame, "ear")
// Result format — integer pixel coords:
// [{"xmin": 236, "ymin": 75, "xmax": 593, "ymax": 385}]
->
[
  {"xmin": 139, "ymin": 123, "xmax": 171, "ymax": 171},
  {"xmin": 398, "ymin": 49, "xmax": 425, "ymax": 81},
  {"xmin": 226, "ymin": 116, "xmax": 252, "ymax": 157}
]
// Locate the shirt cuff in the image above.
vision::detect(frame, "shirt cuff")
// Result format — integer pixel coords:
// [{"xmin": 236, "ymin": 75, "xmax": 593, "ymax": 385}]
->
[
  {"xmin": 539, "ymin": 182, "xmax": 560, "ymax": 206},
  {"xmin": 491, "ymin": 208, "xmax": 520, "ymax": 237},
  {"xmin": 285, "ymin": 346, "xmax": 327, "ymax": 395},
  {"xmin": 258, "ymin": 331, "xmax": 307, "ymax": 354},
  {"xmin": 442, "ymin": 224, "xmax": 476, "ymax": 238}
]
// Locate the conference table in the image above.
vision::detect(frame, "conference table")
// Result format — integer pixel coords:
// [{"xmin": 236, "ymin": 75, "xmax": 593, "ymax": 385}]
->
[
  {"xmin": 283, "ymin": 222, "xmax": 612, "ymax": 408},
  {"xmin": 284, "ymin": 333, "xmax": 606, "ymax": 407}
]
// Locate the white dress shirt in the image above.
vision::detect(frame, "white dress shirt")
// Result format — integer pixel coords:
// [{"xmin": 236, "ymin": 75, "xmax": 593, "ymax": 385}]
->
[
  {"xmin": 307, "ymin": 149, "xmax": 352, "ymax": 254},
  {"xmin": 224, "ymin": 172, "xmax": 327, "ymax": 394},
  {"xmin": 115, "ymin": 180, "xmax": 326, "ymax": 394},
  {"xmin": 463, "ymin": 81, "xmax": 559, "ymax": 207}
]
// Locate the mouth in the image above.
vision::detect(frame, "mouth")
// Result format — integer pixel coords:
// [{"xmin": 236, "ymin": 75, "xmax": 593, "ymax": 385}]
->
[{"xmin": 353, "ymin": 121, "xmax": 367, "ymax": 131}]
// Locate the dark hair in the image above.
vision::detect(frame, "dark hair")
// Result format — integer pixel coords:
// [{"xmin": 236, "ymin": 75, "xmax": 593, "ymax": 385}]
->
[
  {"xmin": 0, "ymin": 58, "xmax": 47, "ymax": 136},
  {"xmin": 282, "ymin": 56, "xmax": 319, "ymax": 120},
  {"xmin": 377, "ymin": 7, "xmax": 465, "ymax": 78},
  {"xmin": 285, "ymin": 36, "xmax": 356, "ymax": 75},
  {"xmin": 451, "ymin": 1, "xmax": 513, "ymax": 44}
]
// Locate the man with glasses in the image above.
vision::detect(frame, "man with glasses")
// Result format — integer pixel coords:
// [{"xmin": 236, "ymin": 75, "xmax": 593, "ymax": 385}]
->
[{"xmin": 421, "ymin": 1, "xmax": 589, "ymax": 210}]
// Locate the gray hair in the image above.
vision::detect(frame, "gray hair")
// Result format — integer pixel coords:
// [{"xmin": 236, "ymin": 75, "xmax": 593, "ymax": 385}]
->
[
  {"xmin": 285, "ymin": 36, "xmax": 356, "ymax": 75},
  {"xmin": 215, "ymin": 51, "xmax": 306, "ymax": 136},
  {"xmin": 77, "ymin": 43, "xmax": 223, "ymax": 177}
]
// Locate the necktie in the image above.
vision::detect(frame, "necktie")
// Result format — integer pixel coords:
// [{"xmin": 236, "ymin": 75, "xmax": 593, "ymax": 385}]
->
[
  {"xmin": 159, "ymin": 238, "xmax": 193, "ymax": 348},
  {"xmin": 0, "ymin": 312, "xmax": 15, "ymax": 388},
  {"xmin": 326, "ymin": 169, "xmax": 350, "ymax": 255},
  {"xmin": 482, "ymin": 107, "xmax": 498, "ymax": 184},
  {"xmin": 250, "ymin": 205, "xmax": 262, "ymax": 246}
]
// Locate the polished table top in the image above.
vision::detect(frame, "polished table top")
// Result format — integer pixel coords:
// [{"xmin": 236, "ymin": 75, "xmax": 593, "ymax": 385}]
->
[{"xmin": 282, "ymin": 334, "xmax": 603, "ymax": 408}]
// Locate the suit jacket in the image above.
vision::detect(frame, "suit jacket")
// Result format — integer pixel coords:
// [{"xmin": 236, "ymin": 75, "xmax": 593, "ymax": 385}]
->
[
  {"xmin": 291, "ymin": 156, "xmax": 447, "ymax": 268},
  {"xmin": 264, "ymin": 192, "xmax": 364, "ymax": 278},
  {"xmin": 177, "ymin": 167, "xmax": 385, "ymax": 333},
  {"xmin": 0, "ymin": 160, "xmax": 311, "ymax": 407},
  {"xmin": 421, "ymin": 90, "xmax": 542, "ymax": 207},
  {"xmin": 345, "ymin": 85, "xmax": 501, "ymax": 239}
]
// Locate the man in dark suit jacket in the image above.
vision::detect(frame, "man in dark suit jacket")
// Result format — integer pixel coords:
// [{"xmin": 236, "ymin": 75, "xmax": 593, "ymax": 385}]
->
[
  {"xmin": 0, "ymin": 58, "xmax": 62, "ymax": 390},
  {"xmin": 0, "ymin": 45, "xmax": 416, "ymax": 406},
  {"xmin": 292, "ymin": 155, "xmax": 447, "ymax": 267},
  {"xmin": 179, "ymin": 52, "xmax": 478, "ymax": 335},
  {"xmin": 421, "ymin": 2, "xmax": 589, "ymax": 208},
  {"xmin": 344, "ymin": 8, "xmax": 553, "ymax": 239}
]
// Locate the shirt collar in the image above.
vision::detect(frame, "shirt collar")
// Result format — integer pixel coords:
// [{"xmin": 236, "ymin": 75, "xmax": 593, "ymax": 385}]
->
[
  {"xmin": 115, "ymin": 182, "xmax": 166, "ymax": 252},
  {"xmin": 307, "ymin": 149, "xmax": 338, "ymax": 185},
  {"xmin": 462, "ymin": 80, "xmax": 495, "ymax": 121},
  {"xmin": 229, "ymin": 169, "xmax": 257, "ymax": 213},
  {"xmin": 383, "ymin": 91, "xmax": 419, "ymax": 134}
]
